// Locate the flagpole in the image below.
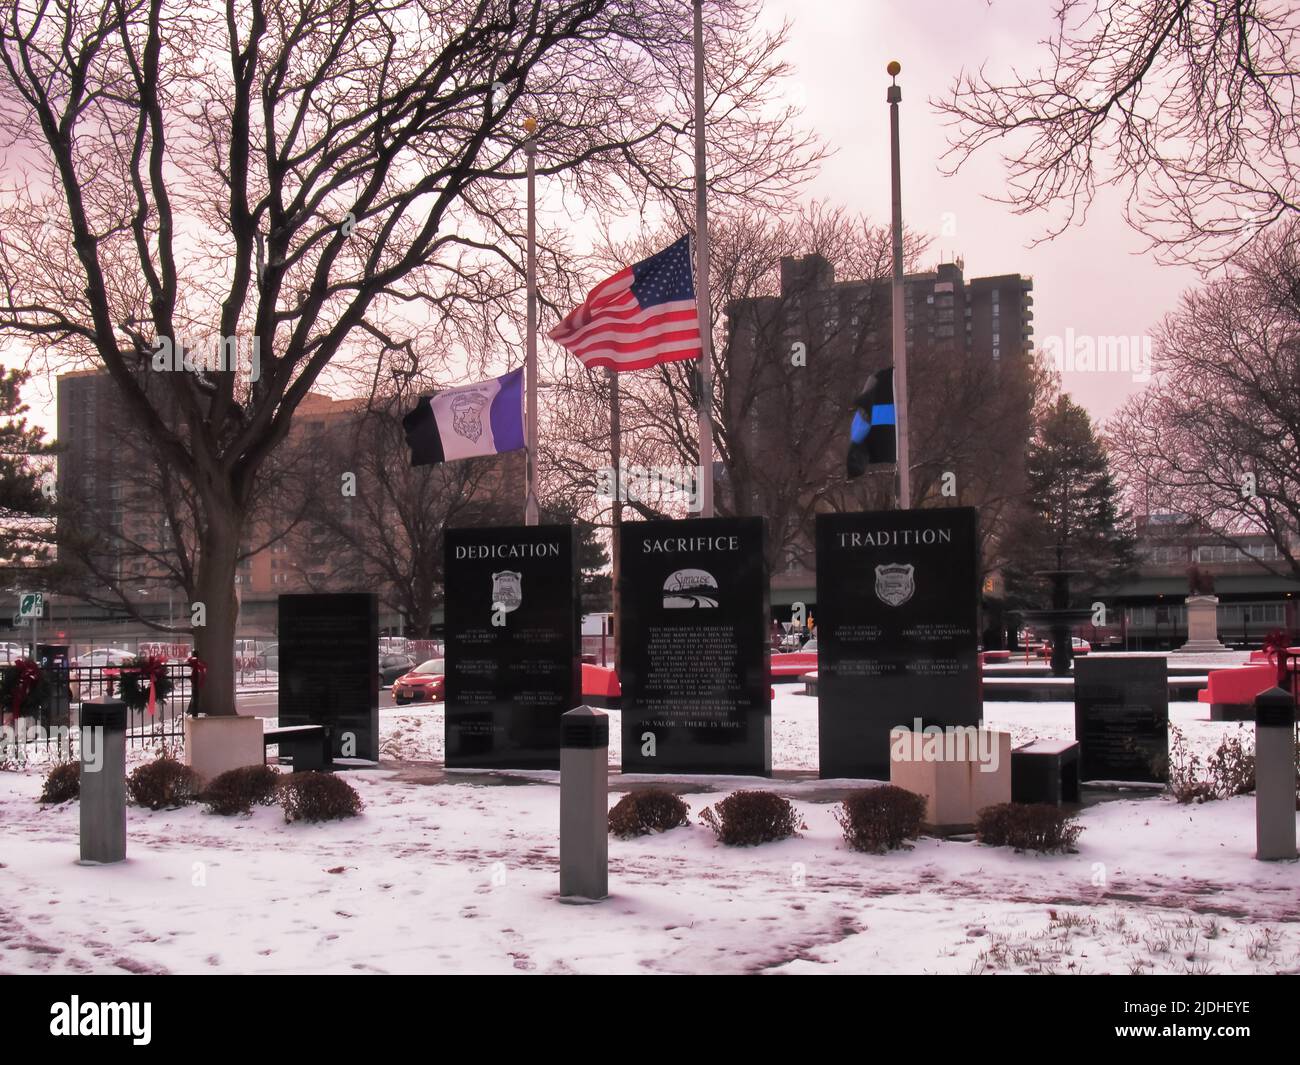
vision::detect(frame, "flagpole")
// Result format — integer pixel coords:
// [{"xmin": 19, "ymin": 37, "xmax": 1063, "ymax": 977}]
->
[
  {"xmin": 888, "ymin": 61, "xmax": 911, "ymax": 510},
  {"xmin": 693, "ymin": 0, "xmax": 714, "ymax": 519},
  {"xmin": 608, "ymin": 368, "xmax": 622, "ymax": 674},
  {"xmin": 524, "ymin": 117, "xmax": 540, "ymax": 526}
]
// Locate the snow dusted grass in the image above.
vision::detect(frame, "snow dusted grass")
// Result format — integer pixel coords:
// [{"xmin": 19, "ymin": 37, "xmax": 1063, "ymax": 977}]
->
[{"xmin": 0, "ymin": 689, "xmax": 1297, "ymax": 975}]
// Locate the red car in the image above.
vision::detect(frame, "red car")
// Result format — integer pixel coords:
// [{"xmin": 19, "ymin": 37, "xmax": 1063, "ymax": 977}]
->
[
  {"xmin": 392, "ymin": 658, "xmax": 445, "ymax": 704},
  {"xmin": 771, "ymin": 639, "xmax": 819, "ymax": 678}
]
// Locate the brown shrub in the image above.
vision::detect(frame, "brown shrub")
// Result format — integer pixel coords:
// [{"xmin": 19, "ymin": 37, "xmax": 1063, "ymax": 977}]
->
[
  {"xmin": 698, "ymin": 790, "xmax": 801, "ymax": 846},
  {"xmin": 835, "ymin": 786, "xmax": 927, "ymax": 853},
  {"xmin": 279, "ymin": 772, "xmax": 363, "ymax": 823}
]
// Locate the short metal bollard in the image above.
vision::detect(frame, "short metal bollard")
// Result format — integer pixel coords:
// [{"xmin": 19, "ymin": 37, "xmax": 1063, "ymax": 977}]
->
[
  {"xmin": 559, "ymin": 706, "xmax": 608, "ymax": 902},
  {"xmin": 1254, "ymin": 687, "xmax": 1297, "ymax": 862},
  {"xmin": 79, "ymin": 698, "xmax": 127, "ymax": 865}
]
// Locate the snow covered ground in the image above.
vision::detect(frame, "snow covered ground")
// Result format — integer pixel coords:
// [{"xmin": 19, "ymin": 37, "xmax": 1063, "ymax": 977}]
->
[{"xmin": 1, "ymin": 688, "xmax": 1297, "ymax": 975}]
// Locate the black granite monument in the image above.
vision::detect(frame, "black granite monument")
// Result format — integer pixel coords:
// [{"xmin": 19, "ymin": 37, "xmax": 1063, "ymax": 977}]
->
[
  {"xmin": 619, "ymin": 516, "xmax": 770, "ymax": 775},
  {"xmin": 444, "ymin": 524, "xmax": 579, "ymax": 770},
  {"xmin": 1073, "ymin": 655, "xmax": 1169, "ymax": 783},
  {"xmin": 279, "ymin": 593, "xmax": 379, "ymax": 762},
  {"xmin": 816, "ymin": 507, "xmax": 981, "ymax": 779}
]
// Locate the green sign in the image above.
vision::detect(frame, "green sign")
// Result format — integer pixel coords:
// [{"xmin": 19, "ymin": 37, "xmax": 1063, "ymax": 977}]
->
[{"xmin": 18, "ymin": 592, "xmax": 43, "ymax": 619}]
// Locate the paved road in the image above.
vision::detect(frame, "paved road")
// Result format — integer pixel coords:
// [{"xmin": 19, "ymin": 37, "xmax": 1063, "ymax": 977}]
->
[{"xmin": 236, "ymin": 688, "xmax": 399, "ymax": 719}]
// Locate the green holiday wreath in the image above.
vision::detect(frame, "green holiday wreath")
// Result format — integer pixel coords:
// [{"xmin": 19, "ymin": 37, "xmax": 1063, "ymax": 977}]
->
[
  {"xmin": 118, "ymin": 655, "xmax": 174, "ymax": 714},
  {"xmin": 0, "ymin": 659, "xmax": 53, "ymax": 719}
]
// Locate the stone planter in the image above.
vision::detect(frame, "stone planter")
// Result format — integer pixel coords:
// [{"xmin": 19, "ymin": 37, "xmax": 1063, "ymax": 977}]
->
[
  {"xmin": 1176, "ymin": 594, "xmax": 1229, "ymax": 653},
  {"xmin": 183, "ymin": 714, "xmax": 264, "ymax": 786}
]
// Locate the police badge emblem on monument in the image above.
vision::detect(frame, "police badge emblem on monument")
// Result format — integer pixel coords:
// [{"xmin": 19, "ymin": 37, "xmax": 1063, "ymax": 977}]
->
[
  {"xmin": 491, "ymin": 571, "xmax": 523, "ymax": 613},
  {"xmin": 874, "ymin": 563, "xmax": 915, "ymax": 607}
]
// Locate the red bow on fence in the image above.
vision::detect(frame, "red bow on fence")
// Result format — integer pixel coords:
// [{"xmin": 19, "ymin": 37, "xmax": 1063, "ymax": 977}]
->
[
  {"xmin": 187, "ymin": 655, "xmax": 206, "ymax": 690},
  {"xmin": 10, "ymin": 658, "xmax": 41, "ymax": 718},
  {"xmin": 141, "ymin": 654, "xmax": 168, "ymax": 717},
  {"xmin": 1262, "ymin": 629, "xmax": 1293, "ymax": 688}
]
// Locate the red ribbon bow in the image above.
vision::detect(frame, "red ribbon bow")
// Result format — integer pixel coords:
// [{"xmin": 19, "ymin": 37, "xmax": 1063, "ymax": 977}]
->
[
  {"xmin": 1262, "ymin": 629, "xmax": 1293, "ymax": 688},
  {"xmin": 140, "ymin": 654, "xmax": 168, "ymax": 716},
  {"xmin": 10, "ymin": 658, "xmax": 41, "ymax": 718},
  {"xmin": 187, "ymin": 654, "xmax": 206, "ymax": 690}
]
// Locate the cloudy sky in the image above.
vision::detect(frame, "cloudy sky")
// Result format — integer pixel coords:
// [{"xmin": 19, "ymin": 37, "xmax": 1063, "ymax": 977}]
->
[{"xmin": 761, "ymin": 0, "xmax": 1203, "ymax": 424}]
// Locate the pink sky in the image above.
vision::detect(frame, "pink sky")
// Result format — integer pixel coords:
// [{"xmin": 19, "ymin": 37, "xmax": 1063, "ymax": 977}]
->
[{"xmin": 763, "ymin": 0, "xmax": 1202, "ymax": 426}]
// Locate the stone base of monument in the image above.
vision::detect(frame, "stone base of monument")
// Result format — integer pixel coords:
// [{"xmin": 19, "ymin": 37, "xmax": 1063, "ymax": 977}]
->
[
  {"xmin": 1175, "ymin": 595, "xmax": 1229, "ymax": 653},
  {"xmin": 889, "ymin": 727, "xmax": 1011, "ymax": 831},
  {"xmin": 1176, "ymin": 639, "xmax": 1232, "ymax": 653},
  {"xmin": 184, "ymin": 715, "xmax": 265, "ymax": 786}
]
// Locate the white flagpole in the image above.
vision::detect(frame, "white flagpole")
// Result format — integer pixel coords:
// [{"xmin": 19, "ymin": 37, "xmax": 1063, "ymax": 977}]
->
[
  {"xmin": 888, "ymin": 61, "xmax": 911, "ymax": 510},
  {"xmin": 693, "ymin": 0, "xmax": 715, "ymax": 519},
  {"xmin": 524, "ymin": 116, "xmax": 540, "ymax": 526}
]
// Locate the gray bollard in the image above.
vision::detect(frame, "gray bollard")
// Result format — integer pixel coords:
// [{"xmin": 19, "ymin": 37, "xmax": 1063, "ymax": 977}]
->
[
  {"xmin": 559, "ymin": 705, "xmax": 608, "ymax": 902},
  {"xmin": 79, "ymin": 698, "xmax": 127, "ymax": 865},
  {"xmin": 1254, "ymin": 687, "xmax": 1297, "ymax": 862}
]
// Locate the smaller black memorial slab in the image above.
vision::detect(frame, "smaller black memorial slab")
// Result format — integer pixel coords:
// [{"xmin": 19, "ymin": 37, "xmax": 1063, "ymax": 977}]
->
[
  {"xmin": 618, "ymin": 516, "xmax": 770, "ymax": 775},
  {"xmin": 279, "ymin": 593, "xmax": 379, "ymax": 762},
  {"xmin": 1073, "ymin": 656, "xmax": 1168, "ymax": 783},
  {"xmin": 445, "ymin": 524, "xmax": 579, "ymax": 770}
]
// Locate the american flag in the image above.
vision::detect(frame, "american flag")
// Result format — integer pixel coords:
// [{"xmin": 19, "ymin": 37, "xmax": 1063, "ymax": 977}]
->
[{"xmin": 548, "ymin": 235, "xmax": 701, "ymax": 372}]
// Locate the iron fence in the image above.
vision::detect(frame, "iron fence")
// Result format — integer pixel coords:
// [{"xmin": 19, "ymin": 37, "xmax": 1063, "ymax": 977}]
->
[{"xmin": 2, "ymin": 663, "xmax": 190, "ymax": 760}]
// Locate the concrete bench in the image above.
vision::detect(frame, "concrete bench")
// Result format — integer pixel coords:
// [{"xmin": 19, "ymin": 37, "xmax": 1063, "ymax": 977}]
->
[
  {"xmin": 581, "ymin": 664, "xmax": 621, "ymax": 710},
  {"xmin": 1197, "ymin": 664, "xmax": 1276, "ymax": 720},
  {"xmin": 263, "ymin": 725, "xmax": 331, "ymax": 772},
  {"xmin": 1011, "ymin": 739, "xmax": 1080, "ymax": 805}
]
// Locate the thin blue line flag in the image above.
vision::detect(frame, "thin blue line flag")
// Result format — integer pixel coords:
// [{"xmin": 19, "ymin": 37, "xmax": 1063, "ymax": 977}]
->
[{"xmin": 846, "ymin": 366, "xmax": 896, "ymax": 478}]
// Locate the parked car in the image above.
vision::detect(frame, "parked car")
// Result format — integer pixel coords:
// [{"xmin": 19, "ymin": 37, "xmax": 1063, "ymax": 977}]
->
[
  {"xmin": 1040, "ymin": 636, "xmax": 1091, "ymax": 657},
  {"xmin": 392, "ymin": 658, "xmax": 445, "ymax": 704},
  {"xmin": 379, "ymin": 653, "xmax": 415, "ymax": 688},
  {"xmin": 72, "ymin": 648, "xmax": 136, "ymax": 669},
  {"xmin": 771, "ymin": 639, "xmax": 818, "ymax": 678}
]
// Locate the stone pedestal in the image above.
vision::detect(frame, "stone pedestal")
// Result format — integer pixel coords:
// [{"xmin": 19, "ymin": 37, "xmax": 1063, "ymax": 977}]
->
[
  {"xmin": 79, "ymin": 698, "xmax": 126, "ymax": 865},
  {"xmin": 1176, "ymin": 595, "xmax": 1229, "ymax": 653},
  {"xmin": 184, "ymin": 714, "xmax": 264, "ymax": 787},
  {"xmin": 889, "ymin": 726, "xmax": 1011, "ymax": 830}
]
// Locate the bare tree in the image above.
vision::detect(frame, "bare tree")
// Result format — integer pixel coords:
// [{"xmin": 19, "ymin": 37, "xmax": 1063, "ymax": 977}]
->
[
  {"xmin": 293, "ymin": 393, "xmax": 518, "ymax": 636},
  {"xmin": 1109, "ymin": 219, "xmax": 1300, "ymax": 575},
  {"xmin": 0, "ymin": 0, "xmax": 819, "ymax": 712},
  {"xmin": 934, "ymin": 0, "xmax": 1300, "ymax": 267}
]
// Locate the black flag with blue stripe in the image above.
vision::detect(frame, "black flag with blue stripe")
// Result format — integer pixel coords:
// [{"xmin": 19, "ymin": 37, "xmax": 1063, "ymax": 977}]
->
[{"xmin": 846, "ymin": 366, "xmax": 896, "ymax": 478}]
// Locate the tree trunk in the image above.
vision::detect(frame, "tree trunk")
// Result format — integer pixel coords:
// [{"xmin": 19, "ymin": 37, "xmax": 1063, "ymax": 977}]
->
[{"xmin": 192, "ymin": 509, "xmax": 241, "ymax": 716}]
